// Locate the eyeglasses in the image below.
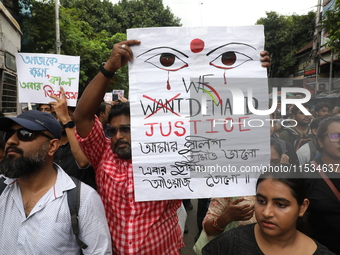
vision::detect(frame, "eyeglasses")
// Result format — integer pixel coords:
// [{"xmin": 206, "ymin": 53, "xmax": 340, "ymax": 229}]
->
[
  {"xmin": 107, "ymin": 126, "xmax": 130, "ymax": 137},
  {"xmin": 324, "ymin": 132, "xmax": 340, "ymax": 143},
  {"xmin": 3, "ymin": 128, "xmax": 55, "ymax": 142}
]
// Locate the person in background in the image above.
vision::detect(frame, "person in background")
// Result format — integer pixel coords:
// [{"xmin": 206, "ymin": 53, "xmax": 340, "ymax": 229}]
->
[
  {"xmin": 314, "ymin": 103, "xmax": 331, "ymax": 118},
  {"xmin": 296, "ymin": 117, "xmax": 322, "ymax": 166},
  {"xmin": 49, "ymin": 87, "xmax": 96, "ymax": 189},
  {"xmin": 279, "ymin": 104, "xmax": 314, "ymax": 151},
  {"xmin": 332, "ymin": 106, "xmax": 340, "ymax": 116},
  {"xmin": 38, "ymin": 103, "xmax": 53, "ymax": 114},
  {"xmin": 95, "ymin": 102, "xmax": 111, "ymax": 137},
  {"xmin": 0, "ymin": 110, "xmax": 111, "ymax": 254},
  {"xmin": 306, "ymin": 115, "xmax": 340, "ymax": 254},
  {"xmin": 270, "ymin": 114, "xmax": 299, "ymax": 166},
  {"xmin": 202, "ymin": 171, "xmax": 335, "ymax": 255}
]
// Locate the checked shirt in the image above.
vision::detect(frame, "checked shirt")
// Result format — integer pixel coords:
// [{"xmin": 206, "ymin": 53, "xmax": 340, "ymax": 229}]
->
[{"xmin": 76, "ymin": 117, "xmax": 183, "ymax": 254}]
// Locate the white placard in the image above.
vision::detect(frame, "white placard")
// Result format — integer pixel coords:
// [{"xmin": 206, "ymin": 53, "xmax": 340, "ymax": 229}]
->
[
  {"xmin": 128, "ymin": 26, "xmax": 270, "ymax": 201},
  {"xmin": 16, "ymin": 53, "xmax": 80, "ymax": 106}
]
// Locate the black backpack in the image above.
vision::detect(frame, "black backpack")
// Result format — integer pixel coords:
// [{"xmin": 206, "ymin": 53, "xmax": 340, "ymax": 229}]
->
[
  {"xmin": 285, "ymin": 127, "xmax": 315, "ymax": 151},
  {"xmin": 0, "ymin": 176, "xmax": 88, "ymax": 251}
]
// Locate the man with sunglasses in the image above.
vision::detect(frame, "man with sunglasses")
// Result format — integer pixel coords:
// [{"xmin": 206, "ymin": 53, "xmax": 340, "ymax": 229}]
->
[
  {"xmin": 73, "ymin": 40, "xmax": 271, "ymax": 254},
  {"xmin": 306, "ymin": 115, "xmax": 340, "ymax": 254},
  {"xmin": 0, "ymin": 110, "xmax": 112, "ymax": 254}
]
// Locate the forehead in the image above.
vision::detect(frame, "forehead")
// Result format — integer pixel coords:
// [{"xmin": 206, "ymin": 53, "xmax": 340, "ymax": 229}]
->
[
  {"xmin": 109, "ymin": 114, "xmax": 130, "ymax": 127},
  {"xmin": 9, "ymin": 123, "xmax": 24, "ymax": 129},
  {"xmin": 257, "ymin": 179, "xmax": 293, "ymax": 199},
  {"xmin": 326, "ymin": 121, "xmax": 340, "ymax": 133},
  {"xmin": 318, "ymin": 107, "xmax": 329, "ymax": 111},
  {"xmin": 40, "ymin": 104, "xmax": 51, "ymax": 109}
]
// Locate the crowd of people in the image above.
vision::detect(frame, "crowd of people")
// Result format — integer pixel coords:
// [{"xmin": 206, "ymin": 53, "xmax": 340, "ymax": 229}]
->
[{"xmin": 0, "ymin": 40, "xmax": 340, "ymax": 255}]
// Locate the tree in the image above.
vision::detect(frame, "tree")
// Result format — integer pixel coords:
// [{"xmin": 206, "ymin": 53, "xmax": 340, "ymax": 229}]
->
[
  {"xmin": 18, "ymin": 0, "xmax": 182, "ymax": 94},
  {"xmin": 323, "ymin": 0, "xmax": 340, "ymax": 53},
  {"xmin": 256, "ymin": 11, "xmax": 315, "ymax": 78},
  {"xmin": 111, "ymin": 0, "xmax": 182, "ymax": 33}
]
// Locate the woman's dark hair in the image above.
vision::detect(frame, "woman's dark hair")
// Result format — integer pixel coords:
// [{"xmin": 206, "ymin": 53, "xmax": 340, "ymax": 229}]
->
[
  {"xmin": 316, "ymin": 115, "xmax": 340, "ymax": 151},
  {"xmin": 256, "ymin": 171, "xmax": 310, "ymax": 233},
  {"xmin": 108, "ymin": 101, "xmax": 130, "ymax": 123}
]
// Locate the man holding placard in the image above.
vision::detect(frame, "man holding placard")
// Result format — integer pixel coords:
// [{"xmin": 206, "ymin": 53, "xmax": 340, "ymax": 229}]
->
[
  {"xmin": 74, "ymin": 40, "xmax": 184, "ymax": 254},
  {"xmin": 74, "ymin": 36, "xmax": 270, "ymax": 254}
]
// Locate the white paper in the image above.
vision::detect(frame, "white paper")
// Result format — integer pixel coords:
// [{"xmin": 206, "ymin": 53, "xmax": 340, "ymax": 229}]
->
[
  {"xmin": 128, "ymin": 26, "xmax": 270, "ymax": 201},
  {"xmin": 16, "ymin": 53, "xmax": 80, "ymax": 106}
]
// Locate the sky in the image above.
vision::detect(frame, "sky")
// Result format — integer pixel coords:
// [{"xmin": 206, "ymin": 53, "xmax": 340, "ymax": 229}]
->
[{"xmin": 110, "ymin": 0, "xmax": 318, "ymax": 27}]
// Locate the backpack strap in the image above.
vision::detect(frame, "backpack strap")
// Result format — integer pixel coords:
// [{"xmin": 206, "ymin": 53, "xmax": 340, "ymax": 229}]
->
[
  {"xmin": 68, "ymin": 176, "xmax": 88, "ymax": 249},
  {"xmin": 310, "ymin": 161, "xmax": 340, "ymax": 202}
]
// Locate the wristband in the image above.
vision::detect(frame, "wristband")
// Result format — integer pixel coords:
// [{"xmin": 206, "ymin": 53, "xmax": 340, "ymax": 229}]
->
[
  {"xmin": 213, "ymin": 218, "xmax": 225, "ymax": 231},
  {"xmin": 62, "ymin": 120, "xmax": 75, "ymax": 129},
  {"xmin": 99, "ymin": 62, "xmax": 115, "ymax": 78}
]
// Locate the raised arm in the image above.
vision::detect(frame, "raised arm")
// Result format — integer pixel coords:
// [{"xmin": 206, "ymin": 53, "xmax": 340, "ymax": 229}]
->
[
  {"xmin": 49, "ymin": 87, "xmax": 90, "ymax": 168},
  {"xmin": 74, "ymin": 40, "xmax": 140, "ymax": 138}
]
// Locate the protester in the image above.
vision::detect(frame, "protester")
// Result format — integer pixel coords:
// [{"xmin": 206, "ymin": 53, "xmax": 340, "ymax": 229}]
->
[
  {"xmin": 96, "ymin": 102, "xmax": 112, "ymax": 137},
  {"xmin": 48, "ymin": 87, "xmax": 97, "ymax": 189},
  {"xmin": 193, "ymin": 138, "xmax": 286, "ymax": 255},
  {"xmin": 296, "ymin": 117, "xmax": 322, "ymax": 165},
  {"xmin": 306, "ymin": 115, "xmax": 340, "ymax": 254},
  {"xmin": 73, "ymin": 40, "xmax": 271, "ymax": 254},
  {"xmin": 95, "ymin": 102, "xmax": 111, "ymax": 129},
  {"xmin": 279, "ymin": 104, "xmax": 314, "ymax": 151},
  {"xmin": 314, "ymin": 103, "xmax": 331, "ymax": 118},
  {"xmin": 38, "ymin": 103, "xmax": 53, "ymax": 113},
  {"xmin": 332, "ymin": 106, "xmax": 340, "ymax": 116},
  {"xmin": 270, "ymin": 114, "xmax": 299, "ymax": 166},
  {"xmin": 0, "ymin": 110, "xmax": 111, "ymax": 254},
  {"xmin": 202, "ymin": 171, "xmax": 335, "ymax": 255}
]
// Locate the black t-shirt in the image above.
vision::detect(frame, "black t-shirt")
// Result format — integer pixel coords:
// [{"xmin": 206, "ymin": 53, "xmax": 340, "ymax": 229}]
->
[
  {"xmin": 202, "ymin": 224, "xmax": 335, "ymax": 255},
  {"xmin": 54, "ymin": 142, "xmax": 97, "ymax": 190},
  {"xmin": 307, "ymin": 158, "xmax": 340, "ymax": 254}
]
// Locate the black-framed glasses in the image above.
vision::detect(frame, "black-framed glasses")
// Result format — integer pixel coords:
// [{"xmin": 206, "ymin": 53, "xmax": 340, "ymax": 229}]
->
[
  {"xmin": 324, "ymin": 132, "xmax": 340, "ymax": 143},
  {"xmin": 107, "ymin": 126, "xmax": 130, "ymax": 137},
  {"xmin": 3, "ymin": 128, "xmax": 55, "ymax": 142}
]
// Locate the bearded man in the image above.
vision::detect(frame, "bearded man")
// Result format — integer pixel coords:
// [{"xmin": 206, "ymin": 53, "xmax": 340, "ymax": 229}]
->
[{"xmin": 0, "ymin": 110, "xmax": 111, "ymax": 254}]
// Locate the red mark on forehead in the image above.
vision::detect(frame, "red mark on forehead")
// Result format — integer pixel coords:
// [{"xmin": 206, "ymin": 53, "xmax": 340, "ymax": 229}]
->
[{"xmin": 190, "ymin": 38, "xmax": 204, "ymax": 53}]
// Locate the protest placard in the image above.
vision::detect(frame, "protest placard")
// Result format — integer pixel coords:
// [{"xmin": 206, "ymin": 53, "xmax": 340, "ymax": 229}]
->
[
  {"xmin": 128, "ymin": 26, "xmax": 270, "ymax": 201},
  {"xmin": 16, "ymin": 53, "xmax": 80, "ymax": 106}
]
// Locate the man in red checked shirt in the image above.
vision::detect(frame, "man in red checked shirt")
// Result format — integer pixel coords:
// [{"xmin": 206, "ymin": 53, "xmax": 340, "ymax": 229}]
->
[
  {"xmin": 73, "ymin": 40, "xmax": 184, "ymax": 254},
  {"xmin": 74, "ymin": 40, "xmax": 271, "ymax": 254}
]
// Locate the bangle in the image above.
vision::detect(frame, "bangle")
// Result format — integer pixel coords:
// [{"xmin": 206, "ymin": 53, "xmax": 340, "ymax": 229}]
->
[
  {"xmin": 213, "ymin": 218, "xmax": 225, "ymax": 232},
  {"xmin": 99, "ymin": 62, "xmax": 115, "ymax": 78}
]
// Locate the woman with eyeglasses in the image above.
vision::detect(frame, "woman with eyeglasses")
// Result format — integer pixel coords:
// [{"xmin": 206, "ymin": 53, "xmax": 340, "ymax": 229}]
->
[{"xmin": 306, "ymin": 115, "xmax": 340, "ymax": 254}]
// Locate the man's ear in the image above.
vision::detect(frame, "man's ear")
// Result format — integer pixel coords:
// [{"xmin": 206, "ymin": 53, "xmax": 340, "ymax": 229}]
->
[
  {"xmin": 299, "ymin": 198, "xmax": 310, "ymax": 217},
  {"xmin": 48, "ymin": 139, "xmax": 60, "ymax": 156}
]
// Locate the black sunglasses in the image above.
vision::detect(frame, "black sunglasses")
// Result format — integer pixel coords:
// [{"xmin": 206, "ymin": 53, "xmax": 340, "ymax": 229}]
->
[
  {"xmin": 3, "ymin": 128, "xmax": 55, "ymax": 142},
  {"xmin": 107, "ymin": 126, "xmax": 130, "ymax": 137}
]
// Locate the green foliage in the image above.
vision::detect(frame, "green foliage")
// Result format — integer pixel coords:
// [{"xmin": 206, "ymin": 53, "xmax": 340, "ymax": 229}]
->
[
  {"xmin": 323, "ymin": 0, "xmax": 340, "ymax": 53},
  {"xmin": 111, "ymin": 0, "xmax": 182, "ymax": 33},
  {"xmin": 18, "ymin": 0, "xmax": 182, "ymax": 95},
  {"xmin": 256, "ymin": 11, "xmax": 315, "ymax": 78}
]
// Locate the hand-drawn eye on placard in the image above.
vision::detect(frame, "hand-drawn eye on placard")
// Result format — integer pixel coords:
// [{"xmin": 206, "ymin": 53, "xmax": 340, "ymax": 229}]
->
[
  {"xmin": 206, "ymin": 43, "xmax": 256, "ymax": 84},
  {"xmin": 137, "ymin": 47, "xmax": 189, "ymax": 90}
]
